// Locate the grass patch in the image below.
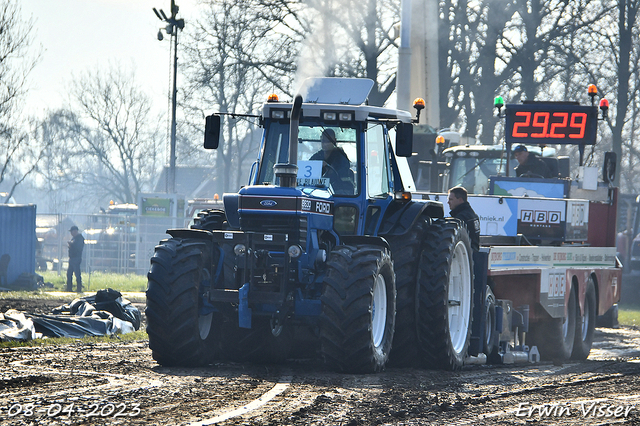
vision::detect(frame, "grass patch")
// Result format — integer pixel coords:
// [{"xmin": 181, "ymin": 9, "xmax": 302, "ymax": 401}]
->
[
  {"xmin": 39, "ymin": 271, "xmax": 147, "ymax": 293},
  {"xmin": 0, "ymin": 330, "xmax": 148, "ymax": 348},
  {"xmin": 0, "ymin": 291, "xmax": 71, "ymax": 301},
  {"xmin": 618, "ymin": 307, "xmax": 640, "ymax": 327}
]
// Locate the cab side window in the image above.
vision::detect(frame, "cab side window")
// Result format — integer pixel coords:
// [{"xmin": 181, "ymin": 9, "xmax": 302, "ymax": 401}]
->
[{"xmin": 365, "ymin": 123, "xmax": 390, "ymax": 198}]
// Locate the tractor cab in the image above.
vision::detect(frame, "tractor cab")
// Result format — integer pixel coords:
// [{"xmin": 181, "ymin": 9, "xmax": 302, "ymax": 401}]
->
[
  {"xmin": 443, "ymin": 144, "xmax": 562, "ymax": 195},
  {"xmin": 205, "ymin": 77, "xmax": 419, "ymax": 240}
]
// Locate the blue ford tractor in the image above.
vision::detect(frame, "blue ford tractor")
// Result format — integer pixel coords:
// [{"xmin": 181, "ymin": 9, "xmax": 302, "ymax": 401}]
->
[{"xmin": 145, "ymin": 78, "xmax": 475, "ymax": 372}]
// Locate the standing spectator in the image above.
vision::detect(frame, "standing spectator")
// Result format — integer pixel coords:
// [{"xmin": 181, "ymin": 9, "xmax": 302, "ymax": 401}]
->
[
  {"xmin": 447, "ymin": 186, "xmax": 481, "ymax": 252},
  {"xmin": 67, "ymin": 225, "xmax": 85, "ymax": 292}
]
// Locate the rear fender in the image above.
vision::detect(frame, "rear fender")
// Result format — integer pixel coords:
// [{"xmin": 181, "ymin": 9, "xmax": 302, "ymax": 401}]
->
[
  {"xmin": 378, "ymin": 200, "xmax": 443, "ymax": 237},
  {"xmin": 223, "ymin": 193, "xmax": 240, "ymax": 229},
  {"xmin": 340, "ymin": 235, "xmax": 390, "ymax": 251},
  {"xmin": 167, "ymin": 228, "xmax": 212, "ymax": 240}
]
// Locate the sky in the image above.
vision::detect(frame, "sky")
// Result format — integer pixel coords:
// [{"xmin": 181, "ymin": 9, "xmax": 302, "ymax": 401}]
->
[{"xmin": 19, "ymin": 0, "xmax": 203, "ymax": 118}]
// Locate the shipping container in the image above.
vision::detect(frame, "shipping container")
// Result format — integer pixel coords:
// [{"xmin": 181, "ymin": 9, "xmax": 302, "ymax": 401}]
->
[{"xmin": 0, "ymin": 204, "xmax": 36, "ymax": 286}]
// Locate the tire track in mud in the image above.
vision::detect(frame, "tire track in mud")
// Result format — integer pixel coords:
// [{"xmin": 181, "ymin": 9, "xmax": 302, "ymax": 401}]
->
[
  {"xmin": 222, "ymin": 358, "xmax": 640, "ymax": 426},
  {"xmin": 183, "ymin": 370, "xmax": 384, "ymax": 425},
  {"xmin": 1, "ymin": 326, "xmax": 640, "ymax": 425},
  {"xmin": 187, "ymin": 375, "xmax": 292, "ymax": 425},
  {"xmin": 434, "ymin": 360, "xmax": 640, "ymax": 425},
  {"xmin": 3, "ymin": 343, "xmax": 162, "ymax": 399},
  {"xmin": 0, "ymin": 342, "xmax": 304, "ymax": 425}
]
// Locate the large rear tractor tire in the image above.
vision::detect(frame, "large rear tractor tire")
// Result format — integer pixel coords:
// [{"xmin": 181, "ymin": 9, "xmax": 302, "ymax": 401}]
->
[
  {"xmin": 320, "ymin": 244, "xmax": 396, "ymax": 373},
  {"xmin": 191, "ymin": 209, "xmax": 228, "ymax": 231},
  {"xmin": 530, "ymin": 285, "xmax": 577, "ymax": 361},
  {"xmin": 416, "ymin": 219, "xmax": 474, "ymax": 370},
  {"xmin": 572, "ymin": 278, "xmax": 597, "ymax": 360},
  {"xmin": 146, "ymin": 238, "xmax": 218, "ymax": 366},
  {"xmin": 385, "ymin": 218, "xmax": 427, "ymax": 367}
]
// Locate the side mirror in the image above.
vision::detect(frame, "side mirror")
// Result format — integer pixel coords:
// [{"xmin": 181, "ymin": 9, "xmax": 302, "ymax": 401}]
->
[
  {"xmin": 603, "ymin": 151, "xmax": 616, "ymax": 184},
  {"xmin": 395, "ymin": 122, "xmax": 413, "ymax": 157},
  {"xmin": 204, "ymin": 114, "xmax": 221, "ymax": 149}
]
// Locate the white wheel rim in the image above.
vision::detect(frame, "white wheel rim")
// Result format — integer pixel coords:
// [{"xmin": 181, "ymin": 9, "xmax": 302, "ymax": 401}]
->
[
  {"xmin": 372, "ymin": 273, "xmax": 387, "ymax": 348},
  {"xmin": 448, "ymin": 240, "xmax": 472, "ymax": 355}
]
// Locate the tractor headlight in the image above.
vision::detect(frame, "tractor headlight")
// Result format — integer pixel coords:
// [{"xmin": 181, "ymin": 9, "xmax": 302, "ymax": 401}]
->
[
  {"xmin": 288, "ymin": 244, "xmax": 302, "ymax": 258},
  {"xmin": 234, "ymin": 244, "xmax": 246, "ymax": 256},
  {"xmin": 271, "ymin": 110, "xmax": 286, "ymax": 119}
]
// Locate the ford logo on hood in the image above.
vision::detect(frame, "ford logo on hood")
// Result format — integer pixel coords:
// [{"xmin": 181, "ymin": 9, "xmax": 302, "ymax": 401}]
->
[{"xmin": 260, "ymin": 199, "xmax": 277, "ymax": 207}]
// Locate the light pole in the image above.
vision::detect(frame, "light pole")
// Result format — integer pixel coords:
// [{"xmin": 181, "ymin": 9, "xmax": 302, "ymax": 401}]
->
[{"xmin": 153, "ymin": 1, "xmax": 184, "ymax": 194}]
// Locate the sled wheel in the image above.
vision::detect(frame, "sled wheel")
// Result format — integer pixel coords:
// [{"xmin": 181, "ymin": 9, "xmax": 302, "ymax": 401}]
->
[
  {"xmin": 531, "ymin": 285, "xmax": 577, "ymax": 361},
  {"xmin": 484, "ymin": 287, "xmax": 500, "ymax": 362},
  {"xmin": 572, "ymin": 277, "xmax": 596, "ymax": 360}
]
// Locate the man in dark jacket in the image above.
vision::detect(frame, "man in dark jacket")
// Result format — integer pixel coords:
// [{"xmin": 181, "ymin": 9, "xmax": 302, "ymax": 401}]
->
[
  {"xmin": 513, "ymin": 145, "xmax": 552, "ymax": 178},
  {"xmin": 67, "ymin": 225, "xmax": 85, "ymax": 292},
  {"xmin": 447, "ymin": 186, "xmax": 480, "ymax": 252},
  {"xmin": 310, "ymin": 128, "xmax": 354, "ymax": 194}
]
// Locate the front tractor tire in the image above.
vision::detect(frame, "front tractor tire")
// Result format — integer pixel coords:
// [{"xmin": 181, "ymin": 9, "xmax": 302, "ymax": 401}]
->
[
  {"xmin": 416, "ymin": 219, "xmax": 474, "ymax": 370},
  {"xmin": 319, "ymin": 244, "xmax": 396, "ymax": 373},
  {"xmin": 146, "ymin": 238, "xmax": 217, "ymax": 367}
]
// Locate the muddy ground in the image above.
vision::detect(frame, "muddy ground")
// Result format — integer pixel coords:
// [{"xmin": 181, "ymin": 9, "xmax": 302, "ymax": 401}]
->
[{"xmin": 2, "ymin": 297, "xmax": 640, "ymax": 425}]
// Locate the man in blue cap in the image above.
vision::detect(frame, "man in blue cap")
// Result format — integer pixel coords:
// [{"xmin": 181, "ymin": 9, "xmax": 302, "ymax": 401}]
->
[{"xmin": 513, "ymin": 145, "xmax": 552, "ymax": 178}]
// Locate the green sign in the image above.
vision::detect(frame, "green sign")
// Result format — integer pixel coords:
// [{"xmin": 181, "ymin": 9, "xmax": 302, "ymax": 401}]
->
[{"xmin": 141, "ymin": 197, "xmax": 171, "ymax": 217}]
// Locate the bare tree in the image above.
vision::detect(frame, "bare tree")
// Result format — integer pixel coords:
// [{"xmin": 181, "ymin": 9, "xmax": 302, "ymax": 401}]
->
[
  {"xmin": 32, "ymin": 109, "xmax": 90, "ymax": 212},
  {"xmin": 280, "ymin": 0, "xmax": 400, "ymax": 106},
  {"xmin": 182, "ymin": 0, "xmax": 293, "ymax": 193},
  {"xmin": 606, "ymin": 0, "xmax": 640, "ymax": 189},
  {"xmin": 439, "ymin": 0, "xmax": 611, "ymax": 143},
  {"xmin": 39, "ymin": 67, "xmax": 163, "ymax": 208},
  {"xmin": 0, "ymin": 0, "xmax": 41, "ymax": 201}
]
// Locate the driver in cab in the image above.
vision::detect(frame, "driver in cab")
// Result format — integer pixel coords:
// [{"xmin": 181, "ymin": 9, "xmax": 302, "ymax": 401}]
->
[
  {"xmin": 310, "ymin": 128, "xmax": 354, "ymax": 194},
  {"xmin": 513, "ymin": 145, "xmax": 552, "ymax": 178}
]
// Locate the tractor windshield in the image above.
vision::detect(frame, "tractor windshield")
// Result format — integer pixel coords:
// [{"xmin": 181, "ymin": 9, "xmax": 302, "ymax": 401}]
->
[{"xmin": 257, "ymin": 121, "xmax": 360, "ymax": 196}]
